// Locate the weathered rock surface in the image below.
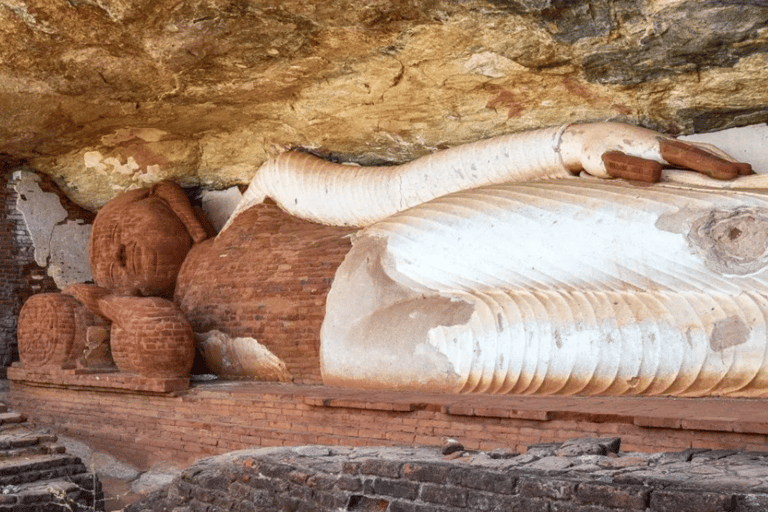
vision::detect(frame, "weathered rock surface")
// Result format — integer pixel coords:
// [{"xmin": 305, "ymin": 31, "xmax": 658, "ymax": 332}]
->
[{"xmin": 2, "ymin": 0, "xmax": 768, "ymax": 209}]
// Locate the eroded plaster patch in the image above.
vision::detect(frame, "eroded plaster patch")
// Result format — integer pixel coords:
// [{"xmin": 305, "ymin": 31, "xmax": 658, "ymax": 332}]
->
[
  {"xmin": 13, "ymin": 170, "xmax": 92, "ymax": 288},
  {"xmin": 14, "ymin": 170, "xmax": 67, "ymax": 266},
  {"xmin": 84, "ymin": 151, "xmax": 140, "ymax": 176}
]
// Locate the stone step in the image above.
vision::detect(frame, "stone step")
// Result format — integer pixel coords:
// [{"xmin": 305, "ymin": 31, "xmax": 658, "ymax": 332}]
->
[
  {"xmin": 0, "ymin": 442, "xmax": 67, "ymax": 459},
  {"xmin": 0, "ymin": 403, "xmax": 9, "ymax": 414},
  {"xmin": 0, "ymin": 431, "xmax": 56, "ymax": 450},
  {"xmin": 0, "ymin": 453, "xmax": 87, "ymax": 487},
  {"xmin": 0, "ymin": 412, "xmax": 25, "ymax": 426},
  {"xmin": 0, "ymin": 430, "xmax": 65, "ymax": 460},
  {"xmin": 0, "ymin": 473, "xmax": 103, "ymax": 509}
]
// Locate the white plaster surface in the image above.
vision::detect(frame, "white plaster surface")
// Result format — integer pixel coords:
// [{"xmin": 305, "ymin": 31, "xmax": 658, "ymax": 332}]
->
[
  {"xmin": 13, "ymin": 170, "xmax": 67, "ymax": 266},
  {"xmin": 201, "ymin": 187, "xmax": 243, "ymax": 232},
  {"xmin": 236, "ymin": 121, "xmax": 768, "ymax": 397},
  {"xmin": 195, "ymin": 330, "xmax": 291, "ymax": 381},
  {"xmin": 322, "ymin": 179, "xmax": 768, "ymax": 397}
]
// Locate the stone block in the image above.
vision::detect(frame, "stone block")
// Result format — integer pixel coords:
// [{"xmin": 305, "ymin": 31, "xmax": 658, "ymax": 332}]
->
[
  {"xmin": 401, "ymin": 462, "xmax": 453, "ymax": 483},
  {"xmin": 312, "ymin": 489, "xmax": 350, "ymax": 510},
  {"xmin": 335, "ymin": 475, "xmax": 363, "ymax": 492},
  {"xmin": 346, "ymin": 494, "xmax": 390, "ymax": 511},
  {"xmin": 447, "ymin": 467, "xmax": 516, "ymax": 494},
  {"xmin": 419, "ymin": 483, "xmax": 468, "ymax": 508},
  {"xmin": 466, "ymin": 490, "xmax": 524, "ymax": 512},
  {"xmin": 733, "ymin": 494, "xmax": 768, "ymax": 512},
  {"xmin": 550, "ymin": 503, "xmax": 617, "ymax": 512},
  {"xmin": 557, "ymin": 438, "xmax": 621, "ymax": 457},
  {"xmin": 306, "ymin": 473, "xmax": 338, "ymax": 491},
  {"xmin": 244, "ymin": 475, "xmax": 289, "ymax": 493},
  {"xmin": 360, "ymin": 459, "xmax": 403, "ymax": 478},
  {"xmin": 369, "ymin": 477, "xmax": 420, "ymax": 500},
  {"xmin": 196, "ymin": 470, "xmax": 231, "ymax": 490},
  {"xmin": 389, "ymin": 500, "xmax": 466, "ymax": 512},
  {"xmin": 254, "ymin": 462, "xmax": 296, "ymax": 480},
  {"xmin": 650, "ymin": 489, "xmax": 735, "ymax": 512},
  {"xmin": 342, "ymin": 461, "xmax": 362, "ymax": 475},
  {"xmin": 524, "ymin": 456, "xmax": 574, "ymax": 472},
  {"xmin": 576, "ymin": 482, "xmax": 649, "ymax": 510},
  {"xmin": 518, "ymin": 477, "xmax": 578, "ymax": 500}
]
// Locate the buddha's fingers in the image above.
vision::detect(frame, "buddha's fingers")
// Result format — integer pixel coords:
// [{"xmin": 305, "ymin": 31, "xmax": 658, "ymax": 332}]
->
[
  {"xmin": 659, "ymin": 138, "xmax": 751, "ymax": 180},
  {"xmin": 602, "ymin": 151, "xmax": 663, "ymax": 183}
]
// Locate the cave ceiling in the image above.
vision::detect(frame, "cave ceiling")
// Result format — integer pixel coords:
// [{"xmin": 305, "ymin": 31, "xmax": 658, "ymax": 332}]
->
[{"xmin": 1, "ymin": 0, "xmax": 767, "ymax": 208}]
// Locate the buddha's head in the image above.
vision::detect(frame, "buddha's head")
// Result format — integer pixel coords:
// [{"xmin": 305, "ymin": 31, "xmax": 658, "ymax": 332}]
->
[{"xmin": 89, "ymin": 181, "xmax": 210, "ymax": 298}]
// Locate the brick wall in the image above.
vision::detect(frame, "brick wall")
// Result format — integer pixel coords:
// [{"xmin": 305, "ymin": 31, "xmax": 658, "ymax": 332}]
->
[
  {"xmin": 0, "ymin": 169, "xmax": 62, "ymax": 376},
  {"xmin": 10, "ymin": 381, "xmax": 768, "ymax": 473},
  {"xmin": 175, "ymin": 200, "xmax": 354, "ymax": 384}
]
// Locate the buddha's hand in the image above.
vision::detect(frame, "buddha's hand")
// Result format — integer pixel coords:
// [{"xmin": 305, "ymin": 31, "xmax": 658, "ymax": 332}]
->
[{"xmin": 559, "ymin": 122, "xmax": 753, "ymax": 183}]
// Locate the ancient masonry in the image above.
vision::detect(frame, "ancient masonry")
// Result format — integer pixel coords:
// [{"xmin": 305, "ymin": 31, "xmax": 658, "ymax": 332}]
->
[
  {"xmin": 0, "ymin": 172, "xmax": 59, "ymax": 376},
  {"xmin": 127, "ymin": 439, "xmax": 768, "ymax": 512}
]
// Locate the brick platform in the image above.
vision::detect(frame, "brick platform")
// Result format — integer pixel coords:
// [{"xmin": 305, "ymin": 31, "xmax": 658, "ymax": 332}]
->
[{"xmin": 9, "ymin": 380, "xmax": 768, "ymax": 473}]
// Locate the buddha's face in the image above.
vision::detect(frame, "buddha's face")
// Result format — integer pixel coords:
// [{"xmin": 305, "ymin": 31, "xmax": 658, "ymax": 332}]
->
[{"xmin": 89, "ymin": 195, "xmax": 193, "ymax": 298}]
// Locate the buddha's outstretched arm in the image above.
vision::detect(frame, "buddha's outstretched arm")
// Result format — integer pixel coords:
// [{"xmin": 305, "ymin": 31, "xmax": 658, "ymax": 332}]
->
[{"xmin": 229, "ymin": 122, "xmax": 750, "ymax": 228}]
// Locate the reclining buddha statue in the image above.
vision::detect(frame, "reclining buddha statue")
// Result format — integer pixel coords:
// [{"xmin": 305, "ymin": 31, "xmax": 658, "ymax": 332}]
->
[
  {"xmin": 227, "ymin": 122, "xmax": 768, "ymax": 397},
  {"xmin": 20, "ymin": 120, "xmax": 768, "ymax": 396}
]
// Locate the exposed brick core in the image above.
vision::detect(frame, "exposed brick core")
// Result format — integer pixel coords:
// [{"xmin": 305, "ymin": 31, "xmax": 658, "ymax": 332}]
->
[
  {"xmin": 99, "ymin": 295, "xmax": 195, "ymax": 378},
  {"xmin": 17, "ymin": 293, "xmax": 101, "ymax": 368},
  {"xmin": 89, "ymin": 183, "xmax": 200, "ymax": 299},
  {"xmin": 174, "ymin": 200, "xmax": 354, "ymax": 384}
]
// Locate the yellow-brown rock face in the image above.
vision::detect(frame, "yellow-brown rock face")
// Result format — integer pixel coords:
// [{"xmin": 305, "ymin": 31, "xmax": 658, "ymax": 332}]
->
[{"xmin": 2, "ymin": 0, "xmax": 768, "ymax": 208}]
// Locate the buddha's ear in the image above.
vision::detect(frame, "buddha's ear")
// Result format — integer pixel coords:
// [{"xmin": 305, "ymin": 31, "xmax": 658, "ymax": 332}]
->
[{"xmin": 150, "ymin": 180, "xmax": 210, "ymax": 243}]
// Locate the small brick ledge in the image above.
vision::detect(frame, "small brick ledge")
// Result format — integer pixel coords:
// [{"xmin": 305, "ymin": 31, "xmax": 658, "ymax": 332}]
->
[
  {"xmin": 125, "ymin": 441, "xmax": 768, "ymax": 512},
  {"xmin": 8, "ymin": 364, "xmax": 189, "ymax": 393}
]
